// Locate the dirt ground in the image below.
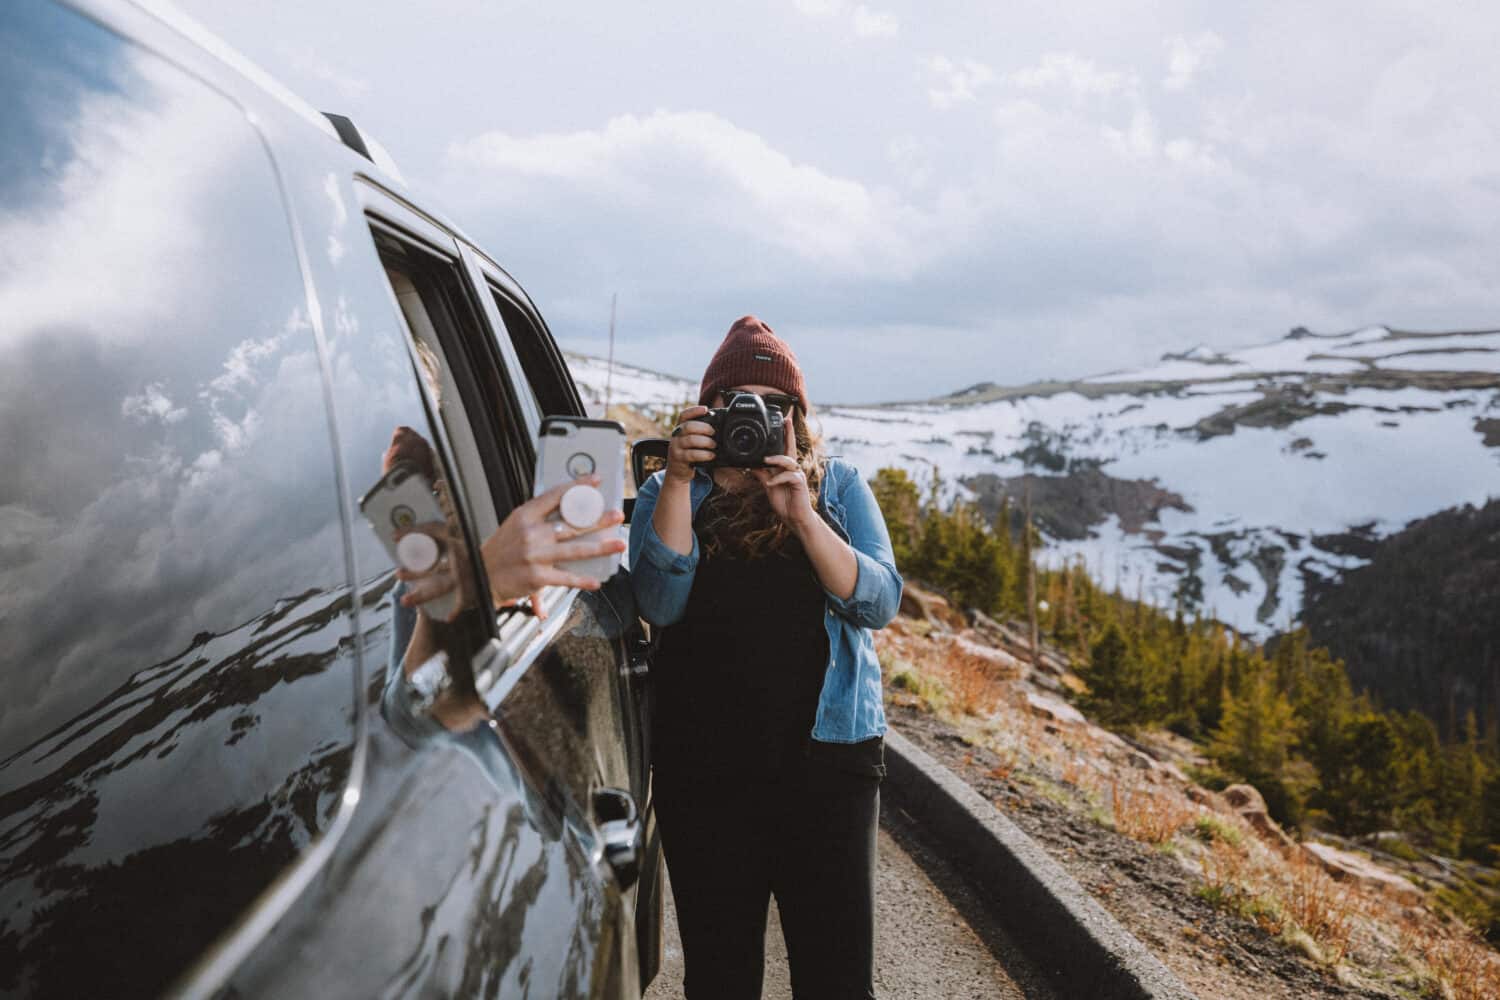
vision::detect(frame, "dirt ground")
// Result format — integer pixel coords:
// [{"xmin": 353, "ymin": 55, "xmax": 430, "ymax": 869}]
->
[{"xmin": 889, "ymin": 704, "xmax": 1394, "ymax": 1000}]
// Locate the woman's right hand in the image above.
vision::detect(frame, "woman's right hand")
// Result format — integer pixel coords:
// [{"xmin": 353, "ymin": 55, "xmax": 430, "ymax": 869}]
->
[
  {"xmin": 666, "ymin": 405, "xmax": 715, "ymax": 485},
  {"xmin": 480, "ymin": 475, "xmax": 626, "ymax": 606}
]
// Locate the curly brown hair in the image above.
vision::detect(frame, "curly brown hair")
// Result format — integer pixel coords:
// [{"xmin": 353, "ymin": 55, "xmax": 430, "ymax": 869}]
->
[{"xmin": 698, "ymin": 405, "xmax": 826, "ymax": 560}]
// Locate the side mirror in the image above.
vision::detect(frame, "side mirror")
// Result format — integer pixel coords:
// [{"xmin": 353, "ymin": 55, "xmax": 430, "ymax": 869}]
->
[{"xmin": 630, "ymin": 438, "xmax": 670, "ymax": 491}]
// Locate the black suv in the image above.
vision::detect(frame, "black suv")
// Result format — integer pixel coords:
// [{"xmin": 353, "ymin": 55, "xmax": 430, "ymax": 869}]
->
[{"xmin": 0, "ymin": 2, "xmax": 661, "ymax": 997}]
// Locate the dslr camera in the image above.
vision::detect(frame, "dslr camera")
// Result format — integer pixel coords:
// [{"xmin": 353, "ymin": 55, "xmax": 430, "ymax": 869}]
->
[{"xmin": 701, "ymin": 391, "xmax": 786, "ymax": 468}]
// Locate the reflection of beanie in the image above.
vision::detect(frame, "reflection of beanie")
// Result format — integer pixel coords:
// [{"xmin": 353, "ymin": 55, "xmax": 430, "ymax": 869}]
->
[{"xmin": 698, "ymin": 316, "xmax": 809, "ymax": 412}]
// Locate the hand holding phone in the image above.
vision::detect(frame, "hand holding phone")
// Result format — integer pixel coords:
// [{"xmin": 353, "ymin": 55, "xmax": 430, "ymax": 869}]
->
[
  {"xmin": 359, "ymin": 461, "xmax": 461, "ymax": 621},
  {"xmin": 480, "ymin": 474, "xmax": 627, "ymax": 606}
]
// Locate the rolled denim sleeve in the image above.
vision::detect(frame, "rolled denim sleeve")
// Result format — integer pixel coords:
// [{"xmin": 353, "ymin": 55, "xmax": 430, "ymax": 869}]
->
[
  {"xmin": 822, "ymin": 461, "xmax": 904, "ymax": 629},
  {"xmin": 627, "ymin": 471, "xmax": 699, "ymax": 626}
]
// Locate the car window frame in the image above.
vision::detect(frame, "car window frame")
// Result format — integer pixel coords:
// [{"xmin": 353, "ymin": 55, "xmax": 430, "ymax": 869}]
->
[
  {"xmin": 354, "ymin": 182, "xmax": 597, "ymax": 681},
  {"xmin": 468, "ymin": 249, "xmax": 587, "ymax": 424}
]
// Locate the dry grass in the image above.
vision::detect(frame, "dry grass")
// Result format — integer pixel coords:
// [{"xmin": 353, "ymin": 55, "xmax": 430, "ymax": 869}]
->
[
  {"xmin": 876, "ymin": 615, "xmax": 1500, "ymax": 997},
  {"xmin": 1398, "ymin": 916, "xmax": 1500, "ymax": 1000},
  {"xmin": 1060, "ymin": 755, "xmax": 1088, "ymax": 788},
  {"xmin": 1282, "ymin": 852, "xmax": 1355, "ymax": 964},
  {"xmin": 986, "ymin": 747, "xmax": 1019, "ymax": 782},
  {"xmin": 940, "ymin": 644, "xmax": 1005, "ymax": 716},
  {"xmin": 1196, "ymin": 830, "xmax": 1358, "ymax": 960},
  {"xmin": 1111, "ymin": 778, "xmax": 1195, "ymax": 844}
]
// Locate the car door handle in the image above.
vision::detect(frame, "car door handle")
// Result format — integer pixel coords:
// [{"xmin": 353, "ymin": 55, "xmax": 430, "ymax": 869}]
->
[
  {"xmin": 593, "ymin": 787, "xmax": 642, "ymax": 890},
  {"xmin": 628, "ymin": 634, "xmax": 651, "ymax": 678}
]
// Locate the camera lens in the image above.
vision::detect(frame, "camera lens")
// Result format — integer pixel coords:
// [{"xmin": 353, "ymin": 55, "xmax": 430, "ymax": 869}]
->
[{"xmin": 728, "ymin": 422, "xmax": 762, "ymax": 457}]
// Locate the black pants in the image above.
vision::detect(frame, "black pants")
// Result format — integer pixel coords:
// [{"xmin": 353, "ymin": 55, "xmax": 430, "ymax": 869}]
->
[{"xmin": 654, "ymin": 759, "xmax": 880, "ymax": 1000}]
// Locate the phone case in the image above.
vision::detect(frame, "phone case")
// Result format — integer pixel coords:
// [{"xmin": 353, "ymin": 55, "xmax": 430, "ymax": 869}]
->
[
  {"xmin": 358, "ymin": 462, "xmax": 460, "ymax": 621},
  {"xmin": 534, "ymin": 417, "xmax": 626, "ymax": 582}
]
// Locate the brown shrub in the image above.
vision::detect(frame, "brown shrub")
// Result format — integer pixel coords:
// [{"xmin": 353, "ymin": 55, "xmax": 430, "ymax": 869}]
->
[
  {"xmin": 1411, "ymin": 925, "xmax": 1500, "ymax": 1000},
  {"xmin": 941, "ymin": 643, "xmax": 1004, "ymax": 716},
  {"xmin": 1282, "ymin": 852, "xmax": 1355, "ymax": 964},
  {"xmin": 1111, "ymin": 779, "xmax": 1195, "ymax": 844}
]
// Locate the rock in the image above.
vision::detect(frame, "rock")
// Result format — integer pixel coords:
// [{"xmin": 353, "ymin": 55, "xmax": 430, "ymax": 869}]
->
[
  {"xmin": 1025, "ymin": 691, "xmax": 1086, "ymax": 726},
  {"xmin": 1126, "ymin": 751, "xmax": 1155, "ymax": 771},
  {"xmin": 954, "ymin": 632, "xmax": 1026, "ymax": 671},
  {"xmin": 1156, "ymin": 760, "xmax": 1191, "ymax": 785},
  {"xmin": 1185, "ymin": 785, "xmax": 1220, "ymax": 806},
  {"xmin": 1222, "ymin": 783, "xmax": 1298, "ymax": 857},
  {"xmin": 1030, "ymin": 670, "xmax": 1064, "ymax": 694},
  {"xmin": 946, "ymin": 634, "xmax": 1026, "ymax": 680},
  {"xmin": 1301, "ymin": 842, "xmax": 1424, "ymax": 905},
  {"xmin": 1222, "ymin": 784, "xmax": 1266, "ymax": 813},
  {"xmin": 1036, "ymin": 648, "xmax": 1073, "ymax": 677},
  {"xmin": 900, "ymin": 584, "xmax": 967, "ymax": 632}
]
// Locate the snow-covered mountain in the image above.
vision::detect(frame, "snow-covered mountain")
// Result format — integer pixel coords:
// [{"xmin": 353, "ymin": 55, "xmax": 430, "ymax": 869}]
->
[{"xmin": 568, "ymin": 325, "xmax": 1500, "ymax": 637}]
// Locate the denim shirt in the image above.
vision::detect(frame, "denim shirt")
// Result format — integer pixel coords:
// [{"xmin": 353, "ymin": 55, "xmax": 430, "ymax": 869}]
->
[{"xmin": 628, "ymin": 458, "xmax": 901, "ymax": 744}]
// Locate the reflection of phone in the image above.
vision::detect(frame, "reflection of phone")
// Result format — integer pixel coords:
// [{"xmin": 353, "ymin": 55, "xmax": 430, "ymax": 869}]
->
[
  {"xmin": 359, "ymin": 461, "xmax": 459, "ymax": 621},
  {"xmin": 534, "ymin": 417, "xmax": 626, "ymax": 582}
]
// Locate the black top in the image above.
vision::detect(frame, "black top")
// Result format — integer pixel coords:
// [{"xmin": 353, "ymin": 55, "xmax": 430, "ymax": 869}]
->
[{"xmin": 652, "ymin": 493, "xmax": 884, "ymax": 782}]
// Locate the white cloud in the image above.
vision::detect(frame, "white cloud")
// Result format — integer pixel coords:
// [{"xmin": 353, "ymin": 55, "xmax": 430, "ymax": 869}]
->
[
  {"xmin": 276, "ymin": 43, "xmax": 368, "ymax": 100},
  {"xmin": 926, "ymin": 56, "xmax": 995, "ymax": 109},
  {"xmin": 852, "ymin": 6, "xmax": 899, "ymax": 38},
  {"xmin": 175, "ymin": 0, "xmax": 1500, "ymax": 400},
  {"xmin": 122, "ymin": 382, "xmax": 188, "ymax": 425},
  {"xmin": 446, "ymin": 110, "xmax": 943, "ymax": 278},
  {"xmin": 1162, "ymin": 32, "xmax": 1224, "ymax": 92},
  {"xmin": 1102, "ymin": 107, "xmax": 1159, "ymax": 159},
  {"xmin": 206, "ymin": 327, "xmax": 292, "ymax": 397},
  {"xmin": 1008, "ymin": 52, "xmax": 1134, "ymax": 101},
  {"xmin": 887, "ymin": 135, "xmax": 934, "ymax": 190},
  {"xmin": 793, "ymin": 0, "xmax": 845, "ymax": 17}
]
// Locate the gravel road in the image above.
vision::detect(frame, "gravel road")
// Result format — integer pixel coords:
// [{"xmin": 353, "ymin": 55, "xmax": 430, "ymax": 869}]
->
[{"xmin": 644, "ymin": 803, "xmax": 1055, "ymax": 999}]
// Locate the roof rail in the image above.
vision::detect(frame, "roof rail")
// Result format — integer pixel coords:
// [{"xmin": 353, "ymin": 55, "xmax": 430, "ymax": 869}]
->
[{"xmin": 323, "ymin": 112, "xmax": 372, "ymax": 162}]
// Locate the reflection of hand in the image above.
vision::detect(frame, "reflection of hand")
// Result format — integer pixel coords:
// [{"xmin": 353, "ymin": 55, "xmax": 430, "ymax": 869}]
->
[
  {"xmin": 394, "ymin": 522, "xmax": 475, "ymax": 622},
  {"xmin": 666, "ymin": 405, "xmax": 714, "ymax": 484},
  {"xmin": 482, "ymin": 475, "xmax": 626, "ymax": 604}
]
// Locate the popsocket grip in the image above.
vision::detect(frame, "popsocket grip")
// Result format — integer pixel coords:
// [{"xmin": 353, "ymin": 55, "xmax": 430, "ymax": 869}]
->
[
  {"xmin": 396, "ymin": 532, "xmax": 440, "ymax": 573},
  {"xmin": 559, "ymin": 483, "xmax": 605, "ymax": 529}
]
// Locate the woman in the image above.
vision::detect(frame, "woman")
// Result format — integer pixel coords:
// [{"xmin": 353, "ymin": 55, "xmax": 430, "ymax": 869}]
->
[{"xmin": 630, "ymin": 316, "xmax": 902, "ymax": 999}]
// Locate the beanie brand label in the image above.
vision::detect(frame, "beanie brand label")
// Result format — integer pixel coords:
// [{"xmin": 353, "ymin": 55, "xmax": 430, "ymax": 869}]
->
[{"xmin": 753, "ymin": 353, "xmax": 774, "ymax": 362}]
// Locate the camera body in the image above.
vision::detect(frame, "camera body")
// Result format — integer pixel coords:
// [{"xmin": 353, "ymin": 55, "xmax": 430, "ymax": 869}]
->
[{"xmin": 701, "ymin": 391, "xmax": 786, "ymax": 468}]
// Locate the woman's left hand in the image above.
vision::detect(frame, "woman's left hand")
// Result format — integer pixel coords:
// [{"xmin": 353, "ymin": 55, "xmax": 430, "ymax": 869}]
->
[{"xmin": 755, "ymin": 453, "xmax": 816, "ymax": 530}]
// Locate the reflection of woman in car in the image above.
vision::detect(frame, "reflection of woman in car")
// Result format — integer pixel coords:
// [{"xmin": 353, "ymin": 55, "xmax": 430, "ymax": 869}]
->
[
  {"xmin": 380, "ymin": 425, "xmax": 625, "ymax": 736},
  {"xmin": 630, "ymin": 317, "xmax": 901, "ymax": 999}
]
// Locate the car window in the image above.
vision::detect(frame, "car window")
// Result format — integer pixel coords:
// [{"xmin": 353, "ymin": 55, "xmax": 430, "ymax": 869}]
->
[
  {"xmin": 487, "ymin": 287, "xmax": 582, "ymax": 421},
  {"xmin": 372, "ymin": 230, "xmax": 526, "ymax": 536},
  {"xmin": 0, "ymin": 4, "xmax": 355, "ymax": 995}
]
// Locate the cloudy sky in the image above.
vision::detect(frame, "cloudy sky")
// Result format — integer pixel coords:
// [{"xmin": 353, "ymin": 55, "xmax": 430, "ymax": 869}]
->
[{"xmin": 175, "ymin": 0, "xmax": 1500, "ymax": 403}]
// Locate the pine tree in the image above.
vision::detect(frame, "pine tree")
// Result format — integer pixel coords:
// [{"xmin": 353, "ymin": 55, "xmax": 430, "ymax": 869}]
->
[
  {"xmin": 869, "ymin": 467, "xmax": 920, "ymax": 567},
  {"xmin": 1210, "ymin": 665, "xmax": 1300, "ymax": 818}
]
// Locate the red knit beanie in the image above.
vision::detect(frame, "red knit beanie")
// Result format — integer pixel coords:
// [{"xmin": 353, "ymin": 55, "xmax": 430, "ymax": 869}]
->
[{"xmin": 698, "ymin": 316, "xmax": 809, "ymax": 412}]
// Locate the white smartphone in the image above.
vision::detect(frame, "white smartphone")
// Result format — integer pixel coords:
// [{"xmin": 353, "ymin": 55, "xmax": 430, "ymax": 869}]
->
[
  {"xmin": 533, "ymin": 416, "xmax": 626, "ymax": 582},
  {"xmin": 359, "ymin": 461, "xmax": 460, "ymax": 621}
]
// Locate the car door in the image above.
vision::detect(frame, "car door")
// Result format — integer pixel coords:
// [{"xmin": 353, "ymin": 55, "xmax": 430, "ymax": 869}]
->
[
  {"xmin": 462, "ymin": 247, "xmax": 662, "ymax": 988},
  {"xmin": 0, "ymin": 5, "xmax": 368, "ymax": 997},
  {"xmin": 216, "ymin": 182, "xmax": 638, "ymax": 998}
]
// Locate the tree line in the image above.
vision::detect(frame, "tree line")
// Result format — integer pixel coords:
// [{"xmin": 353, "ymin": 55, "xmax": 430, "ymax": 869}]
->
[{"xmin": 870, "ymin": 467, "xmax": 1500, "ymax": 864}]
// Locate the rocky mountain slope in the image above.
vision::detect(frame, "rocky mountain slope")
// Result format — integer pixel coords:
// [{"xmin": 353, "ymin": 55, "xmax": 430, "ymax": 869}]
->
[
  {"xmin": 880, "ymin": 588, "xmax": 1500, "ymax": 999},
  {"xmin": 569, "ymin": 325, "xmax": 1500, "ymax": 638}
]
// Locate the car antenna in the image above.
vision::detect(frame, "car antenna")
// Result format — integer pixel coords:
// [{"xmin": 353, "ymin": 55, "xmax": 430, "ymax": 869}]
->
[{"xmin": 605, "ymin": 292, "xmax": 617, "ymax": 417}]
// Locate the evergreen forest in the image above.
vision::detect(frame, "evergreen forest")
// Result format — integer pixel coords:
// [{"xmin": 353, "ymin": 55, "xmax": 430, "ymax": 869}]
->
[{"xmin": 870, "ymin": 467, "xmax": 1500, "ymax": 934}]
